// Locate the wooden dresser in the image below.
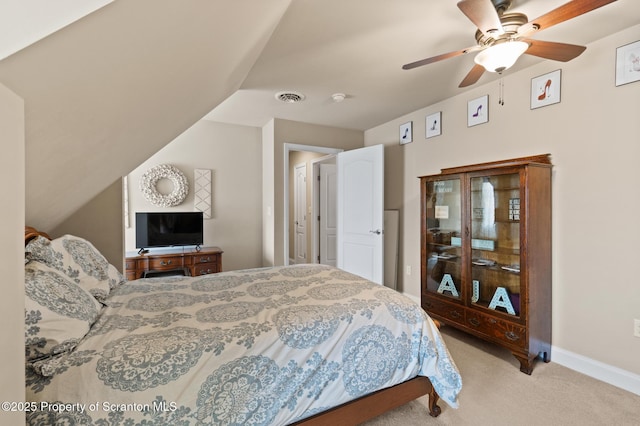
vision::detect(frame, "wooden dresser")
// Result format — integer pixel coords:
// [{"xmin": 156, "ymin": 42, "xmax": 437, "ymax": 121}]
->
[{"xmin": 125, "ymin": 247, "xmax": 223, "ymax": 280}]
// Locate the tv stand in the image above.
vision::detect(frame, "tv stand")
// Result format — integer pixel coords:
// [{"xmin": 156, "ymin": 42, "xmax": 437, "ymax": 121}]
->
[
  {"xmin": 125, "ymin": 246, "xmax": 223, "ymax": 281},
  {"xmin": 137, "ymin": 248, "xmax": 149, "ymax": 255}
]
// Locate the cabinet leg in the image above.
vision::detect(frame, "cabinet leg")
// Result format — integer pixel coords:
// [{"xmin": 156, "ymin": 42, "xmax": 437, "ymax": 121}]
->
[
  {"xmin": 541, "ymin": 350, "xmax": 551, "ymax": 363},
  {"xmin": 512, "ymin": 353, "xmax": 534, "ymax": 375}
]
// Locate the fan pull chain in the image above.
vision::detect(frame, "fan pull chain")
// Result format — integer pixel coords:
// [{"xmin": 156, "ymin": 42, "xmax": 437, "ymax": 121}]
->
[{"xmin": 498, "ymin": 79, "xmax": 505, "ymax": 106}]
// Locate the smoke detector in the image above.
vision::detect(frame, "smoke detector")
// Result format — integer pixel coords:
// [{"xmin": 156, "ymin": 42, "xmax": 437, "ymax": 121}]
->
[
  {"xmin": 275, "ymin": 91, "xmax": 306, "ymax": 103},
  {"xmin": 331, "ymin": 93, "xmax": 346, "ymax": 102}
]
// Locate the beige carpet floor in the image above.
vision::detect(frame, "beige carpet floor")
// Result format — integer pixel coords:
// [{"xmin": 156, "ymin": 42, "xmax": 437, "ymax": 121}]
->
[{"xmin": 362, "ymin": 327, "xmax": 640, "ymax": 426}]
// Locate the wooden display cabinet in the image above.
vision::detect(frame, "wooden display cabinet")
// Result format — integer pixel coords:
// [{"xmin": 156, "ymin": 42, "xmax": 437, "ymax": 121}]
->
[{"xmin": 420, "ymin": 154, "xmax": 552, "ymax": 374}]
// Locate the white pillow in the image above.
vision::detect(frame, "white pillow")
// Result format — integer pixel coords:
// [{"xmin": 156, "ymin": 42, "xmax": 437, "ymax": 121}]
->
[
  {"xmin": 26, "ymin": 234, "xmax": 125, "ymax": 302},
  {"xmin": 25, "ymin": 261, "xmax": 101, "ymax": 362}
]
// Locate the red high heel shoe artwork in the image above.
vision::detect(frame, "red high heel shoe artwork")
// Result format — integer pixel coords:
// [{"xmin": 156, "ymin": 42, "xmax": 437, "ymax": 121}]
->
[
  {"xmin": 538, "ymin": 79, "xmax": 552, "ymax": 101},
  {"xmin": 531, "ymin": 70, "xmax": 561, "ymax": 109}
]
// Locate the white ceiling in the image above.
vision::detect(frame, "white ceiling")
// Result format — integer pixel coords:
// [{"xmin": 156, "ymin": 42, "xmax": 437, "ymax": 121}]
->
[
  {"xmin": 205, "ymin": 0, "xmax": 639, "ymax": 131},
  {"xmin": 0, "ymin": 0, "xmax": 113, "ymax": 60}
]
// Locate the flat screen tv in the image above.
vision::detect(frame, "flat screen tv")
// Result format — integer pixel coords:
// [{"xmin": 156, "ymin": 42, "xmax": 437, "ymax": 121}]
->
[{"xmin": 136, "ymin": 212, "xmax": 203, "ymax": 251}]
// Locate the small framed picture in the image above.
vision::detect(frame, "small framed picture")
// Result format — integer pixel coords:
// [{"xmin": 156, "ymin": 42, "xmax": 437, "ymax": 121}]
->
[
  {"xmin": 531, "ymin": 69, "xmax": 561, "ymax": 109},
  {"xmin": 467, "ymin": 95, "xmax": 488, "ymax": 127},
  {"xmin": 615, "ymin": 40, "xmax": 640, "ymax": 86},
  {"xmin": 426, "ymin": 112, "xmax": 442, "ymax": 138},
  {"xmin": 399, "ymin": 121, "xmax": 413, "ymax": 144}
]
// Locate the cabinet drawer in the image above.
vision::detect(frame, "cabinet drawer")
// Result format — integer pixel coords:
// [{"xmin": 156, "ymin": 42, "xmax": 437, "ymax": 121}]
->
[
  {"xmin": 194, "ymin": 254, "xmax": 218, "ymax": 265},
  {"xmin": 146, "ymin": 256, "xmax": 184, "ymax": 270},
  {"xmin": 423, "ymin": 297, "xmax": 464, "ymax": 325},
  {"xmin": 193, "ymin": 263, "xmax": 218, "ymax": 276},
  {"xmin": 466, "ymin": 311, "xmax": 527, "ymax": 349}
]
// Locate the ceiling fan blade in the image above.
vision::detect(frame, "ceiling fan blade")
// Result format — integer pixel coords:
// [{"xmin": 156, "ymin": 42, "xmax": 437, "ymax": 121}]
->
[
  {"xmin": 457, "ymin": 0, "xmax": 504, "ymax": 36},
  {"xmin": 402, "ymin": 46, "xmax": 481, "ymax": 70},
  {"xmin": 459, "ymin": 64, "xmax": 486, "ymax": 87},
  {"xmin": 519, "ymin": 0, "xmax": 618, "ymax": 36},
  {"xmin": 523, "ymin": 39, "xmax": 586, "ymax": 62}
]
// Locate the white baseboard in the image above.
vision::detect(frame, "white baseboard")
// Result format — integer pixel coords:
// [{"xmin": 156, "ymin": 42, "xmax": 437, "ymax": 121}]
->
[
  {"xmin": 404, "ymin": 293, "xmax": 420, "ymax": 304},
  {"xmin": 401, "ymin": 292, "xmax": 640, "ymax": 396},
  {"xmin": 551, "ymin": 346, "xmax": 640, "ymax": 396}
]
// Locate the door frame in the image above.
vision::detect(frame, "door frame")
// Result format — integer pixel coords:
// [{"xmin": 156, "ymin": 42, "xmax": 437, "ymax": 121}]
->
[{"xmin": 283, "ymin": 143, "xmax": 342, "ymax": 266}]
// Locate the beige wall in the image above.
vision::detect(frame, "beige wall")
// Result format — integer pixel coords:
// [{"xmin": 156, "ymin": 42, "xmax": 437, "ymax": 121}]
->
[
  {"xmin": 262, "ymin": 120, "xmax": 276, "ymax": 266},
  {"xmin": 125, "ymin": 120, "xmax": 263, "ymax": 272},
  {"xmin": 0, "ymin": 0, "xmax": 291, "ymax": 233},
  {"xmin": 365, "ymin": 25, "xmax": 640, "ymax": 376},
  {"xmin": 51, "ymin": 179, "xmax": 124, "ymax": 271},
  {"xmin": 0, "ymin": 82, "xmax": 25, "ymax": 425},
  {"xmin": 263, "ymin": 118, "xmax": 364, "ymax": 266}
]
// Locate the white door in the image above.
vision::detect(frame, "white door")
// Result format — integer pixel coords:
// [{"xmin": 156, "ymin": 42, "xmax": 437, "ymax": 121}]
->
[
  {"xmin": 294, "ymin": 163, "xmax": 307, "ymax": 264},
  {"xmin": 320, "ymin": 163, "xmax": 337, "ymax": 266},
  {"xmin": 337, "ymin": 144, "xmax": 384, "ymax": 284}
]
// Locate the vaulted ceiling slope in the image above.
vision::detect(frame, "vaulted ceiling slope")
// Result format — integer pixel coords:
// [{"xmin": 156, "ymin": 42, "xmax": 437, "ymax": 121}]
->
[
  {"xmin": 1, "ymin": 0, "xmax": 638, "ymax": 232},
  {"xmin": 0, "ymin": 0, "xmax": 291, "ymax": 232}
]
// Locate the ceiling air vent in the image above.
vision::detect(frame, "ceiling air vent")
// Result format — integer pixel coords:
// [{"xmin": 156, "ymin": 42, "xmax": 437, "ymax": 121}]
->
[{"xmin": 275, "ymin": 91, "xmax": 305, "ymax": 103}]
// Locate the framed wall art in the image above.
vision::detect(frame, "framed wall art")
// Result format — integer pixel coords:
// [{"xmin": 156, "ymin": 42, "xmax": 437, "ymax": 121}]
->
[
  {"xmin": 467, "ymin": 95, "xmax": 488, "ymax": 127},
  {"xmin": 615, "ymin": 40, "xmax": 640, "ymax": 86},
  {"xmin": 426, "ymin": 111, "xmax": 442, "ymax": 138},
  {"xmin": 399, "ymin": 121, "xmax": 413, "ymax": 145},
  {"xmin": 531, "ymin": 69, "xmax": 561, "ymax": 109}
]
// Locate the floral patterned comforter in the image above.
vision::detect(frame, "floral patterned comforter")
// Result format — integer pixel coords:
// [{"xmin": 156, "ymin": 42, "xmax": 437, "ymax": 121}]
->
[{"xmin": 26, "ymin": 264, "xmax": 461, "ymax": 425}]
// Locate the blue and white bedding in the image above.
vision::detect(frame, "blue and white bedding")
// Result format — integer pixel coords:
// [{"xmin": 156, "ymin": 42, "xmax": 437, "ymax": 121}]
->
[{"xmin": 25, "ymin": 239, "xmax": 461, "ymax": 426}]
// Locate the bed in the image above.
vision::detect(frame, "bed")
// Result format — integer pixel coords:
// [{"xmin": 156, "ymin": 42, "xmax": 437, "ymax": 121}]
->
[{"xmin": 23, "ymin": 227, "xmax": 462, "ymax": 425}]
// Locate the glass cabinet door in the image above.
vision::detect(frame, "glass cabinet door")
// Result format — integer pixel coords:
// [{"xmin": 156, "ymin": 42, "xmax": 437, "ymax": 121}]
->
[
  {"xmin": 469, "ymin": 172, "xmax": 521, "ymax": 317},
  {"xmin": 424, "ymin": 178, "xmax": 462, "ymax": 300}
]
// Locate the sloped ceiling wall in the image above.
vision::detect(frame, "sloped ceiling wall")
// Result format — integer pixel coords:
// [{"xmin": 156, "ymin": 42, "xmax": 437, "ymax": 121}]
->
[{"xmin": 0, "ymin": 0, "xmax": 291, "ymax": 231}]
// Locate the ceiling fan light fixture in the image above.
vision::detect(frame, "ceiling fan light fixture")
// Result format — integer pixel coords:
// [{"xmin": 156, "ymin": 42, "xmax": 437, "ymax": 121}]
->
[{"xmin": 474, "ymin": 40, "xmax": 529, "ymax": 73}]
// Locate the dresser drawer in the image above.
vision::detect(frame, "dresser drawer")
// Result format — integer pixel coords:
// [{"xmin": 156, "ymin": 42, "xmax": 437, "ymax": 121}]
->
[
  {"xmin": 422, "ymin": 297, "xmax": 464, "ymax": 325},
  {"xmin": 193, "ymin": 253, "xmax": 218, "ymax": 265},
  {"xmin": 193, "ymin": 263, "xmax": 219, "ymax": 276},
  {"xmin": 466, "ymin": 311, "xmax": 527, "ymax": 350},
  {"xmin": 146, "ymin": 256, "xmax": 185, "ymax": 271}
]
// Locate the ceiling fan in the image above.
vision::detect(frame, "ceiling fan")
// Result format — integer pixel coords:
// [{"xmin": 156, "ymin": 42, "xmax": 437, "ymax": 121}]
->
[{"xmin": 402, "ymin": 0, "xmax": 618, "ymax": 87}]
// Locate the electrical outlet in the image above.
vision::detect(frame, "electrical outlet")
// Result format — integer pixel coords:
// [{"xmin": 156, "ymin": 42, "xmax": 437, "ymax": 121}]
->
[
  {"xmin": 634, "ymin": 319, "xmax": 640, "ymax": 338},
  {"xmin": 406, "ymin": 265, "xmax": 412, "ymax": 276}
]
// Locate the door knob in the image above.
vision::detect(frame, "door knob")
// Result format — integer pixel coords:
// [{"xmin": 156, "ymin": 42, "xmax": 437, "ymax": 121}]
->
[{"xmin": 369, "ymin": 229, "xmax": 382, "ymax": 235}]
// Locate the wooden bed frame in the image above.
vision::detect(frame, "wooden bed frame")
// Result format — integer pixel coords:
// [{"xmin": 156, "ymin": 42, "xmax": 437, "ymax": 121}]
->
[{"xmin": 24, "ymin": 226, "xmax": 442, "ymax": 425}]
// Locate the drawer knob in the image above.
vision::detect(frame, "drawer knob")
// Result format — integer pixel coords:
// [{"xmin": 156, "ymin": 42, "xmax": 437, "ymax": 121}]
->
[
  {"xmin": 160, "ymin": 260, "xmax": 172, "ymax": 266},
  {"xmin": 505, "ymin": 331, "xmax": 520, "ymax": 341},
  {"xmin": 468, "ymin": 318, "xmax": 480, "ymax": 327},
  {"xmin": 450, "ymin": 311, "xmax": 461, "ymax": 319},
  {"xmin": 200, "ymin": 257, "xmax": 211, "ymax": 263}
]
